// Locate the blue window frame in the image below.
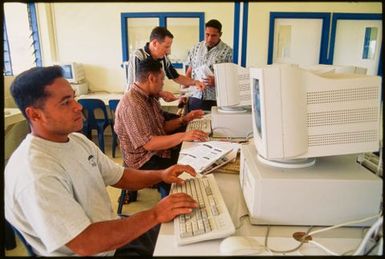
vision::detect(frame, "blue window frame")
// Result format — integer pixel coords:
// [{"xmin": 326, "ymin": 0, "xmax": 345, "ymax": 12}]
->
[
  {"xmin": 328, "ymin": 13, "xmax": 382, "ymax": 76},
  {"xmin": 233, "ymin": 1, "xmax": 249, "ymax": 67},
  {"xmin": 267, "ymin": 12, "xmax": 331, "ymax": 65},
  {"xmin": 3, "ymin": 3, "xmax": 42, "ymax": 76},
  {"xmin": 3, "ymin": 18, "xmax": 13, "ymax": 76},
  {"xmin": 28, "ymin": 3, "xmax": 42, "ymax": 67},
  {"xmin": 120, "ymin": 12, "xmax": 204, "ymax": 69}
]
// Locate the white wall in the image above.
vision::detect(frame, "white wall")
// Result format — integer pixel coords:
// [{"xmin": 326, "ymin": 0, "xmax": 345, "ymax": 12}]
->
[
  {"xmin": 35, "ymin": 2, "xmax": 382, "ymax": 92},
  {"xmin": 246, "ymin": 2, "xmax": 382, "ymax": 67},
  {"xmin": 36, "ymin": 2, "xmax": 234, "ymax": 93}
]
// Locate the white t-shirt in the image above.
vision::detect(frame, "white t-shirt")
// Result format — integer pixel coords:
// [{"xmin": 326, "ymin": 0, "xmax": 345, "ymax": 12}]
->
[{"xmin": 4, "ymin": 133, "xmax": 124, "ymax": 256}]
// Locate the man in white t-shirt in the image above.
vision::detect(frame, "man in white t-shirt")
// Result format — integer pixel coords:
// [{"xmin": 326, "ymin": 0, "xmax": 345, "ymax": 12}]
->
[{"xmin": 4, "ymin": 66, "xmax": 198, "ymax": 256}]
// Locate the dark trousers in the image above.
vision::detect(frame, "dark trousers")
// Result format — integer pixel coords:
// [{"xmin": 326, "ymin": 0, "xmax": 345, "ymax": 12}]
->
[
  {"xmin": 140, "ymin": 146, "xmax": 180, "ymax": 198},
  {"xmin": 114, "ymin": 221, "xmax": 160, "ymax": 256},
  {"xmin": 187, "ymin": 97, "xmax": 217, "ymax": 113}
]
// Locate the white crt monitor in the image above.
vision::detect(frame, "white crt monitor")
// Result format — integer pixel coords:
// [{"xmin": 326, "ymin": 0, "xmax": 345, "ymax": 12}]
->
[
  {"xmin": 213, "ymin": 62, "xmax": 251, "ymax": 113},
  {"xmin": 61, "ymin": 62, "xmax": 85, "ymax": 84},
  {"xmin": 250, "ymin": 64, "xmax": 381, "ymax": 168},
  {"xmin": 300, "ymin": 64, "xmax": 368, "ymax": 75}
]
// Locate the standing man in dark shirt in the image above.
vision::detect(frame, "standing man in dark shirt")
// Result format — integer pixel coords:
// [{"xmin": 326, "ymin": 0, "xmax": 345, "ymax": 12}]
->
[{"xmin": 126, "ymin": 26, "xmax": 205, "ymax": 102}]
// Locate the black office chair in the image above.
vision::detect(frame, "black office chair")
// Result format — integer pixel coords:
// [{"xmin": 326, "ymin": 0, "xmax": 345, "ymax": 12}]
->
[
  {"xmin": 6, "ymin": 220, "xmax": 36, "ymax": 256},
  {"xmin": 117, "ymin": 161, "xmax": 138, "ymax": 215},
  {"xmin": 108, "ymin": 99, "xmax": 120, "ymax": 158},
  {"xmin": 78, "ymin": 98, "xmax": 110, "ymax": 153}
]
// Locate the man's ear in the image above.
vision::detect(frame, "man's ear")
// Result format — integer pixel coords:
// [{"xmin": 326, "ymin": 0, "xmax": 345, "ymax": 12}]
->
[
  {"xmin": 219, "ymin": 31, "xmax": 223, "ymax": 37},
  {"xmin": 25, "ymin": 106, "xmax": 42, "ymax": 122},
  {"xmin": 148, "ymin": 73, "xmax": 155, "ymax": 84}
]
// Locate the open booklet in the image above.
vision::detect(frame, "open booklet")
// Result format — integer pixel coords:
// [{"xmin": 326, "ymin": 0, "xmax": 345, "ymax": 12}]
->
[
  {"xmin": 178, "ymin": 141, "xmax": 240, "ymax": 174},
  {"xmin": 200, "ymin": 142, "xmax": 240, "ymax": 175}
]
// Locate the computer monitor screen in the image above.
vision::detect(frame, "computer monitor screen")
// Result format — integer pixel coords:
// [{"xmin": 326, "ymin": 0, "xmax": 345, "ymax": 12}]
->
[
  {"xmin": 61, "ymin": 64, "xmax": 73, "ymax": 80},
  {"xmin": 60, "ymin": 62, "xmax": 85, "ymax": 83},
  {"xmin": 250, "ymin": 64, "xmax": 381, "ymax": 168},
  {"xmin": 213, "ymin": 63, "xmax": 251, "ymax": 113}
]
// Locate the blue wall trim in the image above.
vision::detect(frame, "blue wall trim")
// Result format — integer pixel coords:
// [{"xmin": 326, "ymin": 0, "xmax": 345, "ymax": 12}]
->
[
  {"xmin": 121, "ymin": 12, "xmax": 204, "ymax": 63},
  {"xmin": 267, "ymin": 12, "xmax": 331, "ymax": 64},
  {"xmin": 328, "ymin": 13, "xmax": 382, "ymax": 75},
  {"xmin": 240, "ymin": 1, "xmax": 248, "ymax": 67},
  {"xmin": 233, "ymin": 2, "xmax": 240, "ymax": 64}
]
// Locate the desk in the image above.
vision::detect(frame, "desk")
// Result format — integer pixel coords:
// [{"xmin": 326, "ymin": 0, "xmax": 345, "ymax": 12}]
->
[
  {"xmin": 77, "ymin": 91, "xmax": 180, "ymax": 107},
  {"xmin": 154, "ymin": 142, "xmax": 366, "ymax": 256},
  {"xmin": 4, "ymin": 108, "xmax": 25, "ymax": 130}
]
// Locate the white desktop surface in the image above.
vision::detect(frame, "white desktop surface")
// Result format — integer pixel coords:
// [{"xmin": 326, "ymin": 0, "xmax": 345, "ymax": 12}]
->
[
  {"xmin": 154, "ymin": 141, "xmax": 366, "ymax": 256},
  {"xmin": 4, "ymin": 108, "xmax": 25, "ymax": 130}
]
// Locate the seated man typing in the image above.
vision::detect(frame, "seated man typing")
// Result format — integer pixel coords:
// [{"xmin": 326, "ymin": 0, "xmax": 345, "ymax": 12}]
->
[
  {"xmin": 4, "ymin": 65, "xmax": 198, "ymax": 256},
  {"xmin": 114, "ymin": 59, "xmax": 208, "ymax": 198}
]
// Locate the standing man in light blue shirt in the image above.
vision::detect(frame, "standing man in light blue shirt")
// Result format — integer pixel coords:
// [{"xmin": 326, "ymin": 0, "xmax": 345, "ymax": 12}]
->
[{"xmin": 185, "ymin": 19, "xmax": 233, "ymax": 112}]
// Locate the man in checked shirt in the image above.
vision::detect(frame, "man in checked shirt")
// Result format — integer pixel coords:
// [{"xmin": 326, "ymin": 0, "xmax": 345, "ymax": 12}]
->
[{"xmin": 114, "ymin": 59, "xmax": 209, "ymax": 198}]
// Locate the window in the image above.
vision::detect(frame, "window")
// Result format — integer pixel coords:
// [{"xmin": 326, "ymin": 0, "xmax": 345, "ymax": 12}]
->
[
  {"xmin": 3, "ymin": 2, "xmax": 42, "ymax": 76},
  {"xmin": 121, "ymin": 12, "xmax": 204, "ymax": 68}
]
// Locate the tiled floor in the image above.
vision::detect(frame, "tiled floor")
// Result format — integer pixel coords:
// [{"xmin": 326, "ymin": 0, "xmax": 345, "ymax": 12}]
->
[{"xmin": 5, "ymin": 135, "xmax": 160, "ymax": 256}]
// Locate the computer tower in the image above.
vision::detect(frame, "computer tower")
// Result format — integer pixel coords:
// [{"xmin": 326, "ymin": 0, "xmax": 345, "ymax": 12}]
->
[{"xmin": 239, "ymin": 142, "xmax": 382, "ymax": 226}]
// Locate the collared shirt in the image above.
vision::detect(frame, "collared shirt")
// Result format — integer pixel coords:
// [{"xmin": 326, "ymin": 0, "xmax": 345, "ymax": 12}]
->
[
  {"xmin": 125, "ymin": 43, "xmax": 179, "ymax": 91},
  {"xmin": 187, "ymin": 40, "xmax": 233, "ymax": 100},
  {"xmin": 114, "ymin": 83, "xmax": 171, "ymax": 168}
]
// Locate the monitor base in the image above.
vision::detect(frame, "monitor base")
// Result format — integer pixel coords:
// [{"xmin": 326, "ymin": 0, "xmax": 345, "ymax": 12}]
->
[{"xmin": 257, "ymin": 154, "xmax": 316, "ymax": 169}]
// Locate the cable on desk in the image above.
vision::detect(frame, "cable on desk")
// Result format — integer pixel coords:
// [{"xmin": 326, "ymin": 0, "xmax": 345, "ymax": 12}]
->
[
  {"xmin": 305, "ymin": 213, "xmax": 381, "ymax": 237},
  {"xmin": 353, "ymin": 215, "xmax": 383, "ymax": 255},
  {"xmin": 307, "ymin": 240, "xmax": 339, "ymax": 255},
  {"xmin": 263, "ymin": 225, "xmax": 313, "ymax": 254}
]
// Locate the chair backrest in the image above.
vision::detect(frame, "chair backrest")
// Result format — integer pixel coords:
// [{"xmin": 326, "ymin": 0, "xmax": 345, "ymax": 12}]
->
[
  {"xmin": 78, "ymin": 98, "xmax": 109, "ymax": 128},
  {"xmin": 7, "ymin": 221, "xmax": 36, "ymax": 256},
  {"xmin": 108, "ymin": 99, "xmax": 120, "ymax": 121}
]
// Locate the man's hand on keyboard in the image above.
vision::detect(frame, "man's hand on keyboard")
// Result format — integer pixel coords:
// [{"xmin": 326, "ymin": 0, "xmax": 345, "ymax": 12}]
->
[
  {"xmin": 182, "ymin": 130, "xmax": 209, "ymax": 142},
  {"xmin": 160, "ymin": 164, "xmax": 197, "ymax": 185},
  {"xmin": 183, "ymin": 109, "xmax": 205, "ymax": 123},
  {"xmin": 152, "ymin": 193, "xmax": 198, "ymax": 223}
]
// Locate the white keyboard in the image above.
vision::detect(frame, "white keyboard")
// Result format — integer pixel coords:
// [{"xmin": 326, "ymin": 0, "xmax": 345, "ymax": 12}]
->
[
  {"xmin": 172, "ymin": 174, "xmax": 235, "ymax": 245},
  {"xmin": 186, "ymin": 119, "xmax": 212, "ymax": 134}
]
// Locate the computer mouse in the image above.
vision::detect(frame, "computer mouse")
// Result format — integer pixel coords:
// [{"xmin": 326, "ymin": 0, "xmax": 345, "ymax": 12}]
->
[{"xmin": 219, "ymin": 236, "xmax": 265, "ymax": 255}]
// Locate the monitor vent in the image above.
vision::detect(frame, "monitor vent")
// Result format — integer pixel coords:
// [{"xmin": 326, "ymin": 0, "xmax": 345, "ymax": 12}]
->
[
  {"xmin": 307, "ymin": 87, "xmax": 378, "ymax": 104},
  {"xmin": 308, "ymin": 130, "xmax": 377, "ymax": 146},
  {"xmin": 307, "ymin": 108, "xmax": 378, "ymax": 127}
]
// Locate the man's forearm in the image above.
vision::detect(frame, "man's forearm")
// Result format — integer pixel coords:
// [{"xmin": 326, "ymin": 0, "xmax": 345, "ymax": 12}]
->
[
  {"xmin": 143, "ymin": 133, "xmax": 184, "ymax": 151},
  {"xmin": 174, "ymin": 75, "xmax": 196, "ymax": 87},
  {"xmin": 66, "ymin": 209, "xmax": 158, "ymax": 256},
  {"xmin": 112, "ymin": 167, "xmax": 163, "ymax": 190}
]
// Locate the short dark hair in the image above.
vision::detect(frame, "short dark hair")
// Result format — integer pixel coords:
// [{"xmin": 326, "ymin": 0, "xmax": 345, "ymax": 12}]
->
[
  {"xmin": 136, "ymin": 59, "xmax": 163, "ymax": 82},
  {"xmin": 205, "ymin": 19, "xmax": 222, "ymax": 32},
  {"xmin": 10, "ymin": 65, "xmax": 64, "ymax": 120},
  {"xmin": 150, "ymin": 26, "xmax": 174, "ymax": 42}
]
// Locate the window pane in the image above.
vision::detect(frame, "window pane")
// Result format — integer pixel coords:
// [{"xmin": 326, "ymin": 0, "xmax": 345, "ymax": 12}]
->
[
  {"xmin": 362, "ymin": 27, "xmax": 378, "ymax": 60},
  {"xmin": 4, "ymin": 3, "xmax": 35, "ymax": 75},
  {"xmin": 127, "ymin": 18, "xmax": 158, "ymax": 55},
  {"xmin": 166, "ymin": 18, "xmax": 200, "ymax": 63}
]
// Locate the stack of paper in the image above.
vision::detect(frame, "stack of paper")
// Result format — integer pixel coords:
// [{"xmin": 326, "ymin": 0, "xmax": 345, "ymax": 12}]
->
[{"xmin": 178, "ymin": 141, "xmax": 240, "ymax": 174}]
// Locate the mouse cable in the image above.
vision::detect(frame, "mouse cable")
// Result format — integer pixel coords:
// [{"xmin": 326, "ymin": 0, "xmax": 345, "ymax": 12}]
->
[{"xmin": 263, "ymin": 225, "xmax": 313, "ymax": 254}]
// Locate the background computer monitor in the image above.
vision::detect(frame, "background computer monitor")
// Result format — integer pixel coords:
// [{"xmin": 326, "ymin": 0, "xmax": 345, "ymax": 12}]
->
[
  {"xmin": 60, "ymin": 62, "xmax": 85, "ymax": 84},
  {"xmin": 299, "ymin": 64, "xmax": 368, "ymax": 75},
  {"xmin": 213, "ymin": 63, "xmax": 251, "ymax": 113},
  {"xmin": 250, "ymin": 64, "xmax": 381, "ymax": 168}
]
